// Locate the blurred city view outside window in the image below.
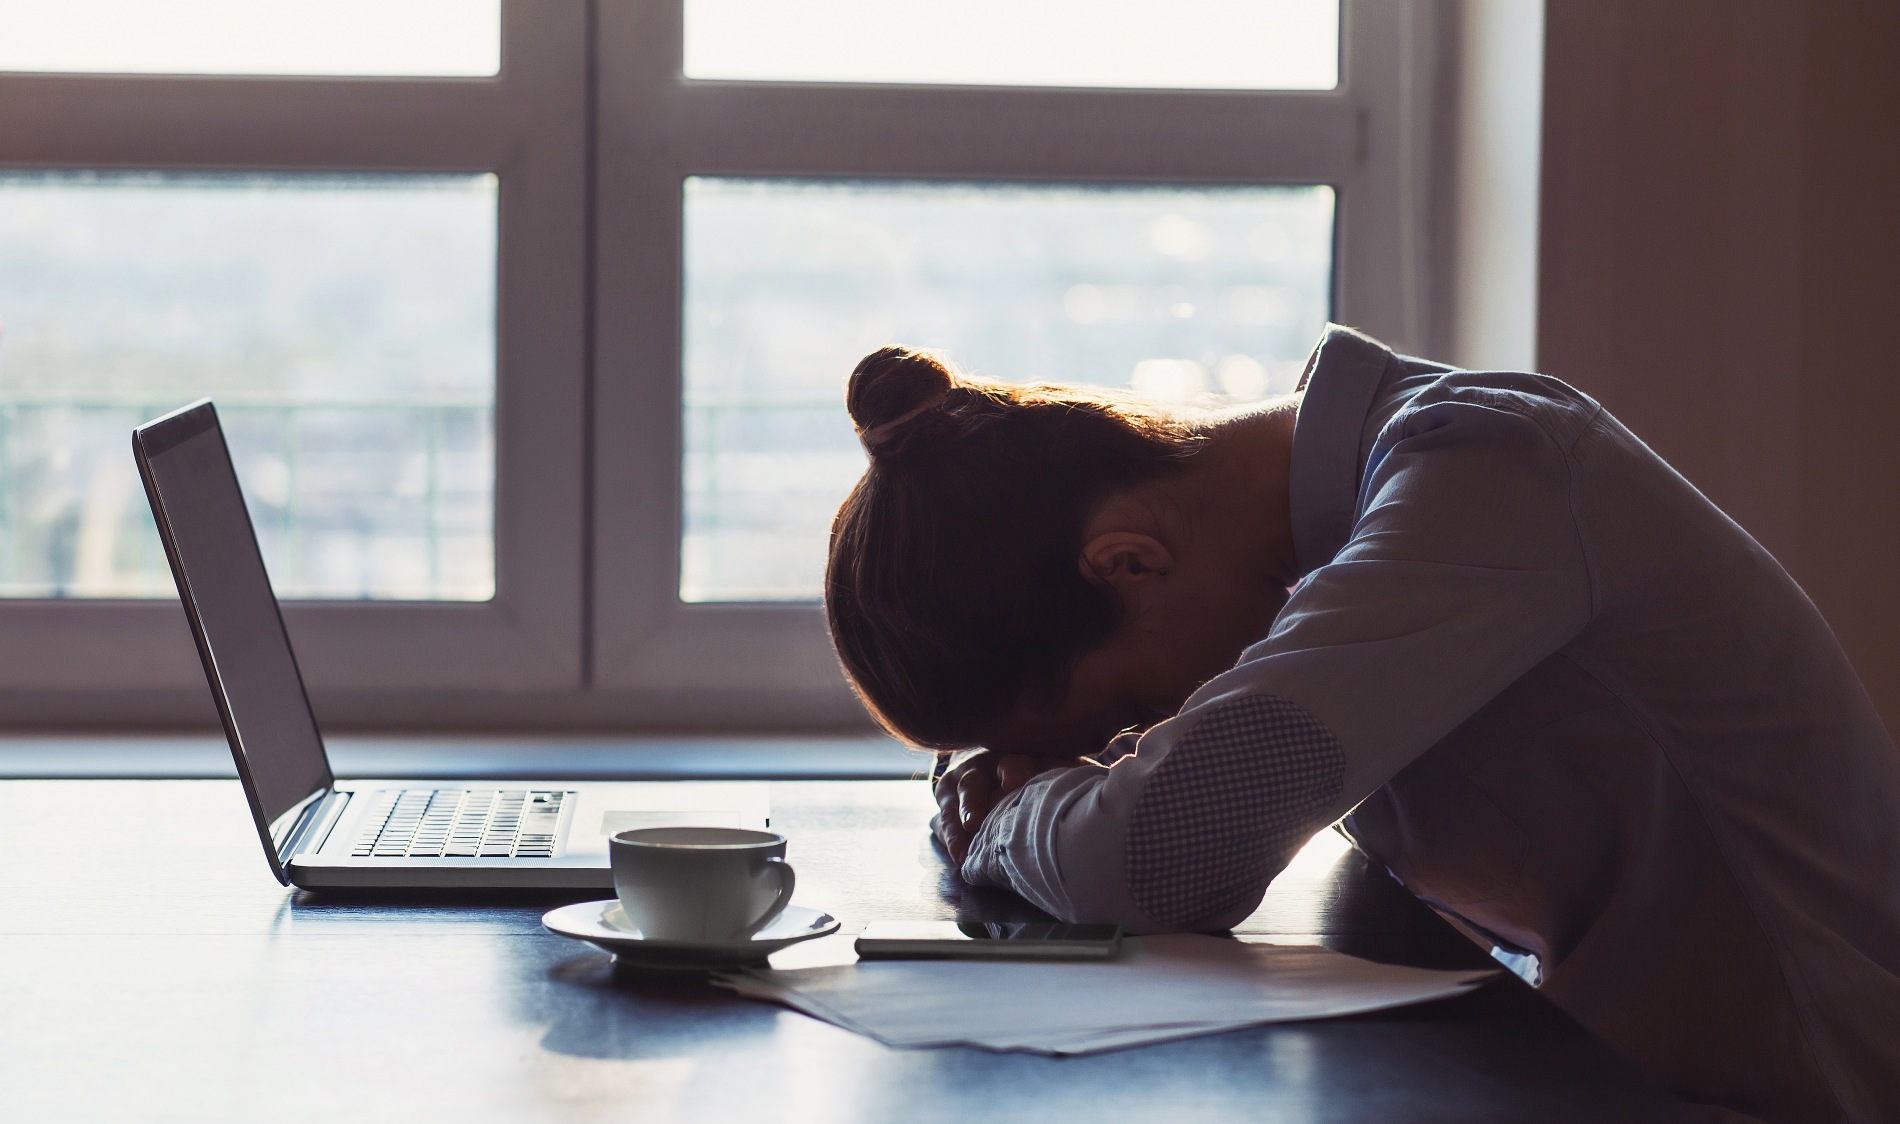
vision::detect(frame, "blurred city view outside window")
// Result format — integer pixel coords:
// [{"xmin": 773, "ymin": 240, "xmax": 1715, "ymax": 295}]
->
[
  {"xmin": 685, "ymin": 0, "xmax": 1338, "ymax": 90},
  {"xmin": 682, "ymin": 177, "xmax": 1334, "ymax": 602},
  {"xmin": 0, "ymin": 172, "xmax": 497, "ymax": 600},
  {"xmin": 0, "ymin": 0, "xmax": 499, "ymax": 76}
]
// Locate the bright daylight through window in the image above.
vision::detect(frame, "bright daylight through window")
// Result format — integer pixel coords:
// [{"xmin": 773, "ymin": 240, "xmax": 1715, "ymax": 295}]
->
[
  {"xmin": 685, "ymin": 0, "xmax": 1338, "ymax": 90},
  {"xmin": 0, "ymin": 173, "xmax": 498, "ymax": 600},
  {"xmin": 682, "ymin": 179, "xmax": 1334, "ymax": 602},
  {"xmin": 0, "ymin": 0, "xmax": 1383, "ymax": 716},
  {"xmin": 0, "ymin": 0, "xmax": 500, "ymax": 76}
]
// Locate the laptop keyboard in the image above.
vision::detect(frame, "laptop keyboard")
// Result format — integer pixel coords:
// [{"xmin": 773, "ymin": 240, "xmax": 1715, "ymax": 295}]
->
[{"xmin": 350, "ymin": 789, "xmax": 568, "ymax": 859}]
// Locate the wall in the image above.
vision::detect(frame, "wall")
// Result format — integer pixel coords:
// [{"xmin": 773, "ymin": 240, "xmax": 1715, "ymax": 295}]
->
[
  {"xmin": 1445, "ymin": 0, "xmax": 1544, "ymax": 373},
  {"xmin": 1539, "ymin": 0, "xmax": 1900, "ymax": 732}
]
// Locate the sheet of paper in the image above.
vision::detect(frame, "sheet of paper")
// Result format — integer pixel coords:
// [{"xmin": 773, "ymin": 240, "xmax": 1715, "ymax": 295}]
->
[{"xmin": 716, "ymin": 933, "xmax": 1496, "ymax": 1055}]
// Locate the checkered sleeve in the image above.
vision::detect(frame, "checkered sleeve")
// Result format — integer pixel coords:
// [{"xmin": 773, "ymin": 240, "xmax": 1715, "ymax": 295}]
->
[{"xmin": 1124, "ymin": 694, "xmax": 1345, "ymax": 929}]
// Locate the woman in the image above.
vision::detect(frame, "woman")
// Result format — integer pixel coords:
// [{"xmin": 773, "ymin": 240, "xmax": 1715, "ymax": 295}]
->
[{"xmin": 824, "ymin": 326, "xmax": 1900, "ymax": 1122}]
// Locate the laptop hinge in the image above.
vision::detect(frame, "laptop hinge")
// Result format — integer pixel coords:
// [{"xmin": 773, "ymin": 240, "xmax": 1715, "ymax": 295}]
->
[{"xmin": 275, "ymin": 789, "xmax": 350, "ymax": 866}]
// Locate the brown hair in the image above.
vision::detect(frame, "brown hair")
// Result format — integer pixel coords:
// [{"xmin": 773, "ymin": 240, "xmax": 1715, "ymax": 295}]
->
[{"xmin": 825, "ymin": 346, "xmax": 1203, "ymax": 750}]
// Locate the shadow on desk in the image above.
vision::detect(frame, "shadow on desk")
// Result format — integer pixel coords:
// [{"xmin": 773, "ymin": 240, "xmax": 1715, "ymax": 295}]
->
[
  {"xmin": 0, "ymin": 777, "xmax": 1691, "ymax": 1122},
  {"xmin": 519, "ymin": 942, "xmax": 1684, "ymax": 1123}
]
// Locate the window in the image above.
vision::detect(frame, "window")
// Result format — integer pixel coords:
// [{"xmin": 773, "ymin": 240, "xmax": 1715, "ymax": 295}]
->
[
  {"xmin": 0, "ymin": 1, "xmax": 1440, "ymax": 728},
  {"xmin": 0, "ymin": 171, "xmax": 497, "ymax": 601},
  {"xmin": 680, "ymin": 177, "xmax": 1334, "ymax": 603},
  {"xmin": 0, "ymin": 3, "xmax": 584, "ymax": 712}
]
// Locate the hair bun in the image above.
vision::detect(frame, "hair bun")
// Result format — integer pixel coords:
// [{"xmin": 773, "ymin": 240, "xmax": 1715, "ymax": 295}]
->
[{"xmin": 847, "ymin": 346, "xmax": 955, "ymax": 454}]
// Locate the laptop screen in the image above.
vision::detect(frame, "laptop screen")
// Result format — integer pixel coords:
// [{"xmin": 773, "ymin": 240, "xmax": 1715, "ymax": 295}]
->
[{"xmin": 134, "ymin": 402, "xmax": 332, "ymax": 841}]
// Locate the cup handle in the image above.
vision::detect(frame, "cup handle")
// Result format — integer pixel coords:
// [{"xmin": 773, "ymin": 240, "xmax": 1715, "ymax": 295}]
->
[{"xmin": 746, "ymin": 857, "xmax": 796, "ymax": 936}]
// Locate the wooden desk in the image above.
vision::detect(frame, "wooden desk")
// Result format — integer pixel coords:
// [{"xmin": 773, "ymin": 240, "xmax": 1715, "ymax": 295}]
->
[{"xmin": 0, "ymin": 779, "xmax": 1689, "ymax": 1122}]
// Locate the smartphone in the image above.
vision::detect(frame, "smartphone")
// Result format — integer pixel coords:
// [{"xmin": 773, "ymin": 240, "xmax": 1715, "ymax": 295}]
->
[{"xmin": 854, "ymin": 920, "xmax": 1126, "ymax": 961}]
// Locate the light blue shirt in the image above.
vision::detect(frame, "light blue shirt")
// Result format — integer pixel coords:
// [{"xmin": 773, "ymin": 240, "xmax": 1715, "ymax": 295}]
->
[{"xmin": 962, "ymin": 325, "xmax": 1900, "ymax": 1121}]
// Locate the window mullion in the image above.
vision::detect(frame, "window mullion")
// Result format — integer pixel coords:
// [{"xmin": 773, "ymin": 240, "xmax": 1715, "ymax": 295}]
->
[
  {"xmin": 0, "ymin": 76, "xmax": 521, "ymax": 170},
  {"xmin": 651, "ymin": 85, "xmax": 1360, "ymax": 184}
]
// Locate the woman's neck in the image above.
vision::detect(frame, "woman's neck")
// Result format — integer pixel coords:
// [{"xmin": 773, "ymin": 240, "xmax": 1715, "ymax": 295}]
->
[
  {"xmin": 1178, "ymin": 393, "xmax": 1303, "ymax": 585},
  {"xmin": 1083, "ymin": 392, "xmax": 1303, "ymax": 589}
]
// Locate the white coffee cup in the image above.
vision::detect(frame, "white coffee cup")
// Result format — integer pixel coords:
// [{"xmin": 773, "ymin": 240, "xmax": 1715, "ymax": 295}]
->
[{"xmin": 609, "ymin": 827, "xmax": 796, "ymax": 941}]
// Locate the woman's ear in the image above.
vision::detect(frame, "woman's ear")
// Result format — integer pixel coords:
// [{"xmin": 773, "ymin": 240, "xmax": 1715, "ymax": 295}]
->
[{"xmin": 1079, "ymin": 532, "xmax": 1176, "ymax": 603}]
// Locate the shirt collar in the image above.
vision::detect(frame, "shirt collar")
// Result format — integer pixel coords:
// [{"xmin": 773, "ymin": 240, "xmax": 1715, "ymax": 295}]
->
[{"xmin": 1288, "ymin": 324, "xmax": 1397, "ymax": 576}]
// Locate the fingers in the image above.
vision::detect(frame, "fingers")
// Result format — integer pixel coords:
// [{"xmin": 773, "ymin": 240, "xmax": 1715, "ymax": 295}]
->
[
  {"xmin": 935, "ymin": 815, "xmax": 970, "ymax": 867},
  {"xmin": 931, "ymin": 750, "xmax": 978, "ymax": 805},
  {"xmin": 993, "ymin": 754, "xmax": 1038, "ymax": 795},
  {"xmin": 931, "ymin": 754, "xmax": 982, "ymax": 865},
  {"xmin": 956, "ymin": 766, "xmax": 995, "ymax": 831},
  {"xmin": 932, "ymin": 753, "xmax": 1002, "ymax": 868},
  {"xmin": 931, "ymin": 750, "xmax": 1089, "ymax": 870},
  {"xmin": 935, "ymin": 778, "xmax": 970, "ymax": 865}
]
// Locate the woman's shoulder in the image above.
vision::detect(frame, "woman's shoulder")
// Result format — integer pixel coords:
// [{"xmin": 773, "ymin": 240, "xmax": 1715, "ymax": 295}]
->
[{"xmin": 1383, "ymin": 368, "xmax": 1606, "ymax": 452}]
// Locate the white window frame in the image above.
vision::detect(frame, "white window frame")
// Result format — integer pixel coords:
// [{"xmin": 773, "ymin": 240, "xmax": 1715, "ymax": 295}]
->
[
  {"xmin": 0, "ymin": 2, "xmax": 589, "ymax": 722},
  {"xmin": 588, "ymin": 0, "xmax": 1446, "ymax": 728},
  {"xmin": 0, "ymin": 0, "xmax": 1448, "ymax": 729}
]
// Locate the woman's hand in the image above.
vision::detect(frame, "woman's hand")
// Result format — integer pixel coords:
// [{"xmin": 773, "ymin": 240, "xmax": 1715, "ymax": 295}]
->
[{"xmin": 932, "ymin": 751, "xmax": 1089, "ymax": 867}]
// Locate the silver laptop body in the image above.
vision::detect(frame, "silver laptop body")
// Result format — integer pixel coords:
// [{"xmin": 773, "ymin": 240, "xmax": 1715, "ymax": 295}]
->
[{"xmin": 134, "ymin": 400, "xmax": 767, "ymax": 890}]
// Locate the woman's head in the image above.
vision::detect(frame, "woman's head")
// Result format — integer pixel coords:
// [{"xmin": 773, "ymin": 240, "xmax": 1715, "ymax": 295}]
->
[{"xmin": 824, "ymin": 345, "xmax": 1207, "ymax": 751}]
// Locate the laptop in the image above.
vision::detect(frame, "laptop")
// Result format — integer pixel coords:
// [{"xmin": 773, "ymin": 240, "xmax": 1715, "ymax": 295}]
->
[{"xmin": 133, "ymin": 400, "xmax": 768, "ymax": 890}]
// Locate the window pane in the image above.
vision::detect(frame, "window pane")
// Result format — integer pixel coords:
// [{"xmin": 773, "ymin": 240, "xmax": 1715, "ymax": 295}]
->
[
  {"xmin": 682, "ymin": 177, "xmax": 1333, "ymax": 603},
  {"xmin": 0, "ymin": 0, "xmax": 499, "ymax": 77},
  {"xmin": 685, "ymin": 0, "xmax": 1337, "ymax": 90},
  {"xmin": 0, "ymin": 172, "xmax": 496, "ymax": 600}
]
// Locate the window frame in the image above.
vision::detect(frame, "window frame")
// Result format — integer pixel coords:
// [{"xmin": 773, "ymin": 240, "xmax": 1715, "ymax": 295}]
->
[
  {"xmin": 0, "ymin": 2, "xmax": 590, "ymax": 715},
  {"xmin": 588, "ymin": 0, "xmax": 1445, "ymax": 727},
  {"xmin": 0, "ymin": 0, "xmax": 1448, "ymax": 730}
]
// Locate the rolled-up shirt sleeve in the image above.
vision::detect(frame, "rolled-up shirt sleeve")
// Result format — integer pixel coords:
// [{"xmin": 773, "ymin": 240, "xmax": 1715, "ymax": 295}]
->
[{"xmin": 960, "ymin": 388, "xmax": 1597, "ymax": 932}]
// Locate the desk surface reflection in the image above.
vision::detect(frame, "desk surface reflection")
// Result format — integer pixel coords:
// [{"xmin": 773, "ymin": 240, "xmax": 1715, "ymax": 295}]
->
[{"xmin": 0, "ymin": 779, "xmax": 1689, "ymax": 1123}]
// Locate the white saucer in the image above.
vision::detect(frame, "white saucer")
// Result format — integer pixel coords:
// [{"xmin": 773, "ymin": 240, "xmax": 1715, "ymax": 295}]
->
[{"xmin": 542, "ymin": 900, "xmax": 840, "ymax": 970}]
